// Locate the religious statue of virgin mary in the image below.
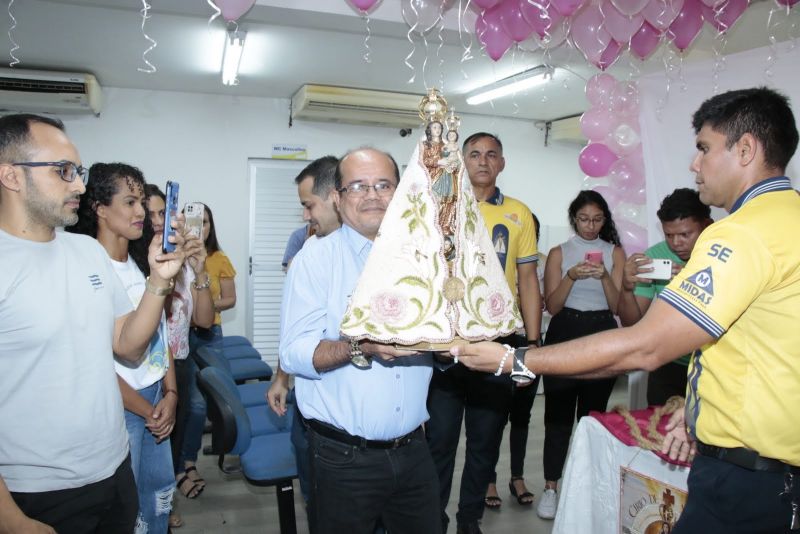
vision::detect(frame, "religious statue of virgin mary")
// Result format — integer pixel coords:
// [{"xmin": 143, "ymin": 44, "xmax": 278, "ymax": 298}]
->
[{"xmin": 340, "ymin": 88, "xmax": 521, "ymax": 349}]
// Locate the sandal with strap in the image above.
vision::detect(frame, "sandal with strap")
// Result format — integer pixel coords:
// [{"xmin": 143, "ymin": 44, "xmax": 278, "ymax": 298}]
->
[
  {"xmin": 485, "ymin": 483, "xmax": 502, "ymax": 509},
  {"xmin": 176, "ymin": 473, "xmax": 204, "ymax": 499},
  {"xmin": 509, "ymin": 477, "xmax": 534, "ymax": 506},
  {"xmin": 184, "ymin": 465, "xmax": 206, "ymax": 491}
]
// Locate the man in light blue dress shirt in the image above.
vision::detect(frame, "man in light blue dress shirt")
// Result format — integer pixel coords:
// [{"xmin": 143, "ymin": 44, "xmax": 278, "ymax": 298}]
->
[{"xmin": 280, "ymin": 148, "xmax": 441, "ymax": 534}]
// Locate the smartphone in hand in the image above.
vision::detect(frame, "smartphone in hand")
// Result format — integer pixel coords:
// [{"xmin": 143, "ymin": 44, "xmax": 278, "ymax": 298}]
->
[
  {"xmin": 584, "ymin": 251, "xmax": 603, "ymax": 264},
  {"xmin": 638, "ymin": 258, "xmax": 673, "ymax": 280},
  {"xmin": 162, "ymin": 181, "xmax": 180, "ymax": 253},
  {"xmin": 184, "ymin": 202, "xmax": 204, "ymax": 239}
]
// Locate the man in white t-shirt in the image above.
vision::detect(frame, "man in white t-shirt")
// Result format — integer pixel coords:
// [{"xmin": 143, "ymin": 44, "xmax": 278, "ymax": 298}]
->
[{"xmin": 0, "ymin": 114, "xmax": 186, "ymax": 533}]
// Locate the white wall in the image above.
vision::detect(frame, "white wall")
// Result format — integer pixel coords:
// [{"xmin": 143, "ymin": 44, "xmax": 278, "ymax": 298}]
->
[{"xmin": 60, "ymin": 87, "xmax": 584, "ymax": 336}]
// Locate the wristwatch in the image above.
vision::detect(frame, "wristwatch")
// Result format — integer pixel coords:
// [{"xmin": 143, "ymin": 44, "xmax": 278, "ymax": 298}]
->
[
  {"xmin": 510, "ymin": 347, "xmax": 537, "ymax": 384},
  {"xmin": 349, "ymin": 338, "xmax": 372, "ymax": 369}
]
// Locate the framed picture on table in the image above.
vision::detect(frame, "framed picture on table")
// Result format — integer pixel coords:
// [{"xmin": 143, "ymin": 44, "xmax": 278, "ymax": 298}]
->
[{"xmin": 619, "ymin": 466, "xmax": 688, "ymax": 534}]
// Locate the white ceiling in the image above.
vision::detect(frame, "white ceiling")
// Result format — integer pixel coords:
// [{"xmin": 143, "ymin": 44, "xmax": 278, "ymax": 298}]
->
[{"xmin": 6, "ymin": 0, "xmax": 797, "ymax": 121}]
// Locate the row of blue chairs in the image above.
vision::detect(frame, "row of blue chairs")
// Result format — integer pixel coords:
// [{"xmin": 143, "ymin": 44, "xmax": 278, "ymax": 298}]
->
[{"xmin": 193, "ymin": 340, "xmax": 298, "ymax": 534}]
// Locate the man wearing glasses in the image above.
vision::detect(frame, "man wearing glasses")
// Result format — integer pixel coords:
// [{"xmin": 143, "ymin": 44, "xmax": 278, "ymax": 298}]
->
[
  {"xmin": 280, "ymin": 148, "xmax": 441, "ymax": 534},
  {"xmin": 0, "ymin": 114, "xmax": 185, "ymax": 533}
]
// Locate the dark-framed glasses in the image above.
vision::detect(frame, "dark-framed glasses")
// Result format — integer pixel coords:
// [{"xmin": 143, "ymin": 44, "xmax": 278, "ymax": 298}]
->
[
  {"xmin": 575, "ymin": 215, "xmax": 606, "ymax": 226},
  {"xmin": 338, "ymin": 181, "xmax": 396, "ymax": 197},
  {"xmin": 12, "ymin": 160, "xmax": 89, "ymax": 185}
]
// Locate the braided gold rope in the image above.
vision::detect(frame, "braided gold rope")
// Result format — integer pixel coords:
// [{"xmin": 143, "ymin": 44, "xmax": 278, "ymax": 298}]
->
[{"xmin": 610, "ymin": 396, "xmax": 685, "ymax": 451}]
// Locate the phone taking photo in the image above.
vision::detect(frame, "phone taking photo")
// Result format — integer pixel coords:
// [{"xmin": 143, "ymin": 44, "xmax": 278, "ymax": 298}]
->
[
  {"xmin": 162, "ymin": 181, "xmax": 180, "ymax": 254},
  {"xmin": 584, "ymin": 251, "xmax": 603, "ymax": 264},
  {"xmin": 184, "ymin": 202, "xmax": 204, "ymax": 239},
  {"xmin": 637, "ymin": 258, "xmax": 673, "ymax": 280}
]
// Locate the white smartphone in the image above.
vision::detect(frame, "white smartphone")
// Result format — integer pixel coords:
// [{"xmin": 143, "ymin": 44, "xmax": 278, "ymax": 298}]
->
[
  {"xmin": 184, "ymin": 202, "xmax": 204, "ymax": 239},
  {"xmin": 637, "ymin": 258, "xmax": 673, "ymax": 280}
]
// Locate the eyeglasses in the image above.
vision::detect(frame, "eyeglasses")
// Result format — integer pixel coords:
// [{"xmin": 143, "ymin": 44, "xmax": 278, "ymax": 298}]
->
[
  {"xmin": 337, "ymin": 181, "xmax": 396, "ymax": 197},
  {"xmin": 575, "ymin": 216, "xmax": 606, "ymax": 226},
  {"xmin": 13, "ymin": 160, "xmax": 89, "ymax": 185}
]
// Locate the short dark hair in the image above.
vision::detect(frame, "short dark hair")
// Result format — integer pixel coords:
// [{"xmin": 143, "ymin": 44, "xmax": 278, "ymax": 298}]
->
[
  {"xmin": 532, "ymin": 212, "xmax": 541, "ymax": 243},
  {"xmin": 334, "ymin": 148, "xmax": 400, "ymax": 191},
  {"xmin": 0, "ymin": 113, "xmax": 65, "ymax": 163},
  {"xmin": 692, "ymin": 87, "xmax": 798, "ymax": 171},
  {"xmin": 567, "ymin": 190, "xmax": 621, "ymax": 246},
  {"xmin": 66, "ymin": 162, "xmax": 152, "ymax": 276},
  {"xmin": 144, "ymin": 183, "xmax": 165, "ymax": 203},
  {"xmin": 294, "ymin": 155, "xmax": 338, "ymax": 199},
  {"xmin": 462, "ymin": 132, "xmax": 503, "ymax": 152},
  {"xmin": 657, "ymin": 188, "xmax": 711, "ymax": 223}
]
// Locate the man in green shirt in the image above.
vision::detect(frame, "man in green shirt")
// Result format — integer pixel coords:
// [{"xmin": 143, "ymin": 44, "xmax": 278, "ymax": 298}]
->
[{"xmin": 617, "ymin": 188, "xmax": 712, "ymax": 404}]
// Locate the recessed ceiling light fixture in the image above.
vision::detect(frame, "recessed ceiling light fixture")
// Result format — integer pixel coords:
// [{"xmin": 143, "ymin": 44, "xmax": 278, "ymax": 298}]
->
[
  {"xmin": 222, "ymin": 29, "xmax": 246, "ymax": 86},
  {"xmin": 466, "ymin": 65, "xmax": 555, "ymax": 105}
]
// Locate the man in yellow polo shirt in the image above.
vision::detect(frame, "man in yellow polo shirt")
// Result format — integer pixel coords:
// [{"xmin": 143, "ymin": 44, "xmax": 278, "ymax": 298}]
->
[{"xmin": 451, "ymin": 87, "xmax": 800, "ymax": 533}]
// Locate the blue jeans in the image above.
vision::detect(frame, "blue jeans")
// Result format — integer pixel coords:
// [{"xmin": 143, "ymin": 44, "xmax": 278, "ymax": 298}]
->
[
  {"xmin": 124, "ymin": 382, "xmax": 175, "ymax": 534},
  {"xmin": 180, "ymin": 325, "xmax": 222, "ymax": 465}
]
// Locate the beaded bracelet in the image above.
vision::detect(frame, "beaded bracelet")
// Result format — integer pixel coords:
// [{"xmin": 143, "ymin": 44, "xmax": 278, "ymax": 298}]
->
[{"xmin": 495, "ymin": 344, "xmax": 514, "ymax": 376}]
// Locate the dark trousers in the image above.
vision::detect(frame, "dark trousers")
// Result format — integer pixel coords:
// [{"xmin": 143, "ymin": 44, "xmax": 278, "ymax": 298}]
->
[
  {"xmin": 542, "ymin": 308, "xmax": 618, "ymax": 482},
  {"xmin": 646, "ymin": 361, "xmax": 688, "ymax": 406},
  {"xmin": 307, "ymin": 426, "xmax": 440, "ymax": 534},
  {"xmin": 674, "ymin": 455, "xmax": 799, "ymax": 533},
  {"xmin": 489, "ymin": 375, "xmax": 541, "ymax": 483},
  {"xmin": 426, "ymin": 360, "xmax": 514, "ymax": 529},
  {"xmin": 11, "ymin": 454, "xmax": 138, "ymax": 534}
]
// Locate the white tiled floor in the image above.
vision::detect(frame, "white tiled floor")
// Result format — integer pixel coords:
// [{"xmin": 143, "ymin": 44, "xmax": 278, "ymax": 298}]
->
[{"xmin": 174, "ymin": 377, "xmax": 629, "ymax": 533}]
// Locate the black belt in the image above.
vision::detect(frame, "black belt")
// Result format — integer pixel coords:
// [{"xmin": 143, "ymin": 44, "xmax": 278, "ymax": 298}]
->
[
  {"xmin": 696, "ymin": 441, "xmax": 800, "ymax": 474},
  {"xmin": 305, "ymin": 418, "xmax": 421, "ymax": 449}
]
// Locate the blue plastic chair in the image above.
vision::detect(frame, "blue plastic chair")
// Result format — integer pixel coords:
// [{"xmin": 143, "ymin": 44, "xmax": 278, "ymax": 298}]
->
[{"xmin": 194, "ymin": 345, "xmax": 273, "ymax": 384}]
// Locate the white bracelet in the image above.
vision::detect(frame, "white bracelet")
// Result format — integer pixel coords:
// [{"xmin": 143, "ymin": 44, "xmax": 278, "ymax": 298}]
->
[{"xmin": 495, "ymin": 344, "xmax": 514, "ymax": 376}]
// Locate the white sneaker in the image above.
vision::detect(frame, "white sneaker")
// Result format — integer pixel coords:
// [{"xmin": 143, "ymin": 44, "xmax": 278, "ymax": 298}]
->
[{"xmin": 537, "ymin": 488, "xmax": 558, "ymax": 519}]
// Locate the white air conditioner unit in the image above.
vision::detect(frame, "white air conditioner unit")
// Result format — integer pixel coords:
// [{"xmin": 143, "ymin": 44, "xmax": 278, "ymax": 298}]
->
[
  {"xmin": 291, "ymin": 84, "xmax": 424, "ymax": 128},
  {"xmin": 0, "ymin": 68, "xmax": 103, "ymax": 116},
  {"xmin": 546, "ymin": 115, "xmax": 585, "ymax": 145}
]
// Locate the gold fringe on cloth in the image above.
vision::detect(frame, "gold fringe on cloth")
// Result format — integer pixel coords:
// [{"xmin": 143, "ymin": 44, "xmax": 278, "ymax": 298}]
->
[{"xmin": 611, "ymin": 396, "xmax": 685, "ymax": 451}]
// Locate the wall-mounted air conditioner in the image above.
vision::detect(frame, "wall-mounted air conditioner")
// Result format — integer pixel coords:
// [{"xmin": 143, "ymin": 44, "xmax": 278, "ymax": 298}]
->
[
  {"xmin": 546, "ymin": 114, "xmax": 585, "ymax": 145},
  {"xmin": 0, "ymin": 68, "xmax": 103, "ymax": 116},
  {"xmin": 291, "ymin": 84, "xmax": 424, "ymax": 128}
]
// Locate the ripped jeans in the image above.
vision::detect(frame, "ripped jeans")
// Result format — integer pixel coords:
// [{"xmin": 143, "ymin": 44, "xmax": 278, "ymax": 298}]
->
[{"xmin": 124, "ymin": 381, "xmax": 176, "ymax": 534}]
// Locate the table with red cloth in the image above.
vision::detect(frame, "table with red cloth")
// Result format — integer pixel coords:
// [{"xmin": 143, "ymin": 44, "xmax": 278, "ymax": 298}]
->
[{"xmin": 552, "ymin": 407, "xmax": 691, "ymax": 534}]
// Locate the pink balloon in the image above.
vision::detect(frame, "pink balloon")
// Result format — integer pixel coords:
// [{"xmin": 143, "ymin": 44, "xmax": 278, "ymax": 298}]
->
[
  {"xmin": 595, "ymin": 40, "xmax": 624, "ymax": 71},
  {"xmin": 701, "ymin": 0, "xmax": 749, "ymax": 32},
  {"xmin": 476, "ymin": 7, "xmax": 515, "ymax": 60},
  {"xmin": 215, "ymin": 0, "xmax": 256, "ymax": 21},
  {"xmin": 611, "ymin": 0, "xmax": 650, "ymax": 15},
  {"xmin": 579, "ymin": 143, "xmax": 619, "ymax": 177},
  {"xmin": 580, "ymin": 106, "xmax": 616, "ymax": 141},
  {"xmin": 474, "ymin": 0, "xmax": 502, "ymax": 8},
  {"xmin": 642, "ymin": 0, "xmax": 685, "ymax": 30},
  {"xmin": 500, "ymin": 0, "xmax": 535, "ymax": 42},
  {"xmin": 520, "ymin": 0, "xmax": 564, "ymax": 36},
  {"xmin": 591, "ymin": 185, "xmax": 622, "ymax": 207},
  {"xmin": 775, "ymin": 0, "xmax": 799, "ymax": 6},
  {"xmin": 700, "ymin": 0, "xmax": 726, "ymax": 8},
  {"xmin": 610, "ymin": 80, "xmax": 640, "ymax": 118},
  {"xmin": 630, "ymin": 21, "xmax": 662, "ymax": 59},
  {"xmin": 608, "ymin": 155, "xmax": 644, "ymax": 188},
  {"xmin": 666, "ymin": 0, "xmax": 704, "ymax": 51},
  {"xmin": 585, "ymin": 73, "xmax": 617, "ymax": 106},
  {"xmin": 617, "ymin": 219, "xmax": 648, "ymax": 254},
  {"xmin": 530, "ymin": 18, "xmax": 569, "ymax": 47},
  {"xmin": 570, "ymin": 5, "xmax": 612, "ymax": 64},
  {"xmin": 602, "ymin": 1, "xmax": 645, "ymax": 42},
  {"xmin": 551, "ymin": 0, "xmax": 588, "ymax": 17}
]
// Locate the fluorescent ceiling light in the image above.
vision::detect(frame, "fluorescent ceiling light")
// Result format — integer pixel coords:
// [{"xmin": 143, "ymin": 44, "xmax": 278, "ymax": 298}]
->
[
  {"xmin": 466, "ymin": 65, "xmax": 555, "ymax": 105},
  {"xmin": 222, "ymin": 30, "xmax": 246, "ymax": 86}
]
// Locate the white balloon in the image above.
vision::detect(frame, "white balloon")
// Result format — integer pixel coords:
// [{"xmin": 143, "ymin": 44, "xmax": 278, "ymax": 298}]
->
[{"xmin": 401, "ymin": 0, "xmax": 443, "ymax": 34}]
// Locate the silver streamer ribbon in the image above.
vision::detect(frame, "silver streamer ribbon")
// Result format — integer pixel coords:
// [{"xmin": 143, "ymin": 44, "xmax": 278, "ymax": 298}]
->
[
  {"xmin": 710, "ymin": 1, "xmax": 730, "ymax": 95},
  {"xmin": 404, "ymin": 2, "xmax": 418, "ymax": 84},
  {"xmin": 363, "ymin": 14, "xmax": 372, "ymax": 64},
  {"xmin": 137, "ymin": 0, "xmax": 157, "ymax": 74},
  {"xmin": 7, "ymin": 0, "xmax": 19, "ymax": 67},
  {"xmin": 458, "ymin": 0, "xmax": 474, "ymax": 80},
  {"xmin": 437, "ymin": 16, "xmax": 445, "ymax": 92},
  {"xmin": 207, "ymin": 0, "xmax": 221, "ymax": 26}
]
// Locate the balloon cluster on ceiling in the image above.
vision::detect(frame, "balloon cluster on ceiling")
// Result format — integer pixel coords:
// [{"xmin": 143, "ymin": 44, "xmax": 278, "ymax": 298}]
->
[{"xmin": 347, "ymin": 0, "xmax": 797, "ymax": 70}]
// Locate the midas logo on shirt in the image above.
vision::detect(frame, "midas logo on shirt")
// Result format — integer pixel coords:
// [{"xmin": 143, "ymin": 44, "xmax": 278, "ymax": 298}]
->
[{"xmin": 679, "ymin": 267, "xmax": 714, "ymax": 306}]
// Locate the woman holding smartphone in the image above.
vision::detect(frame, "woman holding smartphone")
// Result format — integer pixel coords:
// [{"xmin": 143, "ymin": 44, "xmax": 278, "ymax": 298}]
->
[
  {"xmin": 536, "ymin": 190, "xmax": 625, "ymax": 520},
  {"xmin": 145, "ymin": 186, "xmax": 215, "ymax": 527},
  {"xmin": 67, "ymin": 164, "xmax": 197, "ymax": 534}
]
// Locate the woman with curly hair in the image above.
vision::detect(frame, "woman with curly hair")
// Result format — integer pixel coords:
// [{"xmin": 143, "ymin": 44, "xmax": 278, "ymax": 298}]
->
[{"xmin": 536, "ymin": 189, "xmax": 626, "ymax": 520}]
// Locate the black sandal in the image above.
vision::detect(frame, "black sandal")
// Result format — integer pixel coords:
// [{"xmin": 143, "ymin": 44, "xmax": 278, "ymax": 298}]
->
[
  {"xmin": 176, "ymin": 473, "xmax": 204, "ymax": 499},
  {"xmin": 509, "ymin": 477, "xmax": 534, "ymax": 506}
]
